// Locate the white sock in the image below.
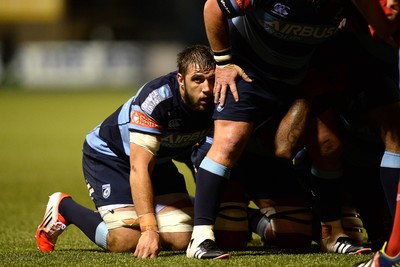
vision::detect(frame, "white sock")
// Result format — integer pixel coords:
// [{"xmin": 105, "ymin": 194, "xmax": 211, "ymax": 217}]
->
[{"xmin": 192, "ymin": 225, "xmax": 215, "ymax": 241}]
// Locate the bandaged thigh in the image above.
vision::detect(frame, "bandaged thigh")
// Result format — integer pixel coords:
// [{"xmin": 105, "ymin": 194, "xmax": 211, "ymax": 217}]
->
[
  {"xmin": 101, "ymin": 210, "xmax": 140, "ymax": 230},
  {"xmin": 157, "ymin": 207, "xmax": 194, "ymax": 233},
  {"xmin": 155, "ymin": 193, "xmax": 194, "ymax": 233},
  {"xmin": 101, "ymin": 207, "xmax": 193, "ymax": 233}
]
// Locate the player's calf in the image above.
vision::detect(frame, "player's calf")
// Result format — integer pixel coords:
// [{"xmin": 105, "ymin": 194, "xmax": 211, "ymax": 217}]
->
[
  {"xmin": 248, "ymin": 199, "xmax": 313, "ymax": 250},
  {"xmin": 319, "ymin": 207, "xmax": 371, "ymax": 255},
  {"xmin": 341, "ymin": 206, "xmax": 365, "ymax": 245},
  {"xmin": 214, "ymin": 202, "xmax": 249, "ymax": 251}
]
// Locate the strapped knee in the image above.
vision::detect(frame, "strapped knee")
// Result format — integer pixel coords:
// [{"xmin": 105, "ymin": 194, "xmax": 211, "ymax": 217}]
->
[
  {"xmin": 157, "ymin": 207, "xmax": 194, "ymax": 232},
  {"xmin": 101, "ymin": 207, "xmax": 193, "ymax": 233}
]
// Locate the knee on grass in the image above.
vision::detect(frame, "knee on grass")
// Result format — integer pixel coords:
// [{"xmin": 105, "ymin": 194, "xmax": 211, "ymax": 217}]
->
[{"xmin": 104, "ymin": 206, "xmax": 194, "ymax": 252}]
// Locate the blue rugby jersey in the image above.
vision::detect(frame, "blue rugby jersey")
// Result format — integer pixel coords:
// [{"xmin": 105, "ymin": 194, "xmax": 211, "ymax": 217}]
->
[
  {"xmin": 217, "ymin": 0, "xmax": 345, "ymax": 85},
  {"xmin": 85, "ymin": 71, "xmax": 214, "ymax": 163}
]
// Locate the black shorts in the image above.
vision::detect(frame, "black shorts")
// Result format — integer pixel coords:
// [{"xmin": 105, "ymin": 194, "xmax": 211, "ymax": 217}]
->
[{"xmin": 82, "ymin": 141, "xmax": 188, "ymax": 208}]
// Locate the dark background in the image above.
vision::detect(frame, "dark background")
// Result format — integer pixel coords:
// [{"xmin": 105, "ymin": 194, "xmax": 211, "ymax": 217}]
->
[
  {"xmin": 0, "ymin": 0, "xmax": 209, "ymax": 88},
  {"xmin": 0, "ymin": 0, "xmax": 208, "ymax": 44}
]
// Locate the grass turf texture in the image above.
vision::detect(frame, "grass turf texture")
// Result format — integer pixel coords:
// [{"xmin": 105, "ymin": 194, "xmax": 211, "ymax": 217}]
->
[{"xmin": 0, "ymin": 89, "xmax": 372, "ymax": 266}]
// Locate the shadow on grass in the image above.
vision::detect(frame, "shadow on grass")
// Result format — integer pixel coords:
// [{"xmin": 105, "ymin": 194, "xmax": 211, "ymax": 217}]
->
[{"xmin": 160, "ymin": 243, "xmax": 322, "ymax": 258}]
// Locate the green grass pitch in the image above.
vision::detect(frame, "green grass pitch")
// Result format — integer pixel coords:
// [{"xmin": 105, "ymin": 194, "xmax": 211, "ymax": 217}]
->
[{"xmin": 0, "ymin": 89, "xmax": 372, "ymax": 266}]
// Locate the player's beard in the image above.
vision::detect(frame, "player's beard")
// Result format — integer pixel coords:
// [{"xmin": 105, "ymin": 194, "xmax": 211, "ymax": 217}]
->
[
  {"xmin": 181, "ymin": 80, "xmax": 212, "ymax": 112},
  {"xmin": 182, "ymin": 90, "xmax": 202, "ymax": 111}
]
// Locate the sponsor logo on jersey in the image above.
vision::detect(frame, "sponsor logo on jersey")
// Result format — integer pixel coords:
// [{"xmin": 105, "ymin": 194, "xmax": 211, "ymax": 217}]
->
[
  {"xmin": 261, "ymin": 14, "xmax": 336, "ymax": 43},
  {"xmin": 142, "ymin": 85, "xmax": 172, "ymax": 114},
  {"xmin": 161, "ymin": 128, "xmax": 211, "ymax": 148},
  {"xmin": 271, "ymin": 3, "xmax": 290, "ymax": 17},
  {"xmin": 102, "ymin": 184, "xmax": 111, "ymax": 199},
  {"xmin": 132, "ymin": 110, "xmax": 160, "ymax": 129}
]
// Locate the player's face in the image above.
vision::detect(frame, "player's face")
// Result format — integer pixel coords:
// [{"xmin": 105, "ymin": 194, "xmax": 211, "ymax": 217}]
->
[{"xmin": 178, "ymin": 63, "xmax": 215, "ymax": 111}]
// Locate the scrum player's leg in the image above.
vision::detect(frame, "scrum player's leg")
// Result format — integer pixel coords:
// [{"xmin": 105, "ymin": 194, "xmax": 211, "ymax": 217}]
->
[
  {"xmin": 211, "ymin": 179, "xmax": 249, "ymax": 251},
  {"xmin": 249, "ymin": 197, "xmax": 313, "ymax": 251},
  {"xmin": 101, "ymin": 193, "xmax": 194, "ymax": 252}
]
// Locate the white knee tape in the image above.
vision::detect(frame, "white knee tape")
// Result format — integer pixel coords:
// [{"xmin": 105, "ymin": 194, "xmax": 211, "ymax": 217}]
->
[
  {"xmin": 102, "ymin": 207, "xmax": 194, "ymax": 232},
  {"xmin": 215, "ymin": 202, "xmax": 248, "ymax": 231},
  {"xmin": 102, "ymin": 210, "xmax": 139, "ymax": 230},
  {"xmin": 157, "ymin": 207, "xmax": 194, "ymax": 233}
]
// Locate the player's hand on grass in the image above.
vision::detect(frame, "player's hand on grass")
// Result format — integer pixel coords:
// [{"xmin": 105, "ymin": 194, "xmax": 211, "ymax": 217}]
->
[
  {"xmin": 214, "ymin": 64, "xmax": 252, "ymax": 107},
  {"xmin": 133, "ymin": 230, "xmax": 161, "ymax": 258}
]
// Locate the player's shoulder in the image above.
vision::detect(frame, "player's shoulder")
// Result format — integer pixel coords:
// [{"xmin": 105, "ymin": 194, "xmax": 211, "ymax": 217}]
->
[
  {"xmin": 133, "ymin": 71, "xmax": 179, "ymax": 115},
  {"xmin": 142, "ymin": 70, "xmax": 177, "ymax": 91},
  {"xmin": 136, "ymin": 71, "xmax": 178, "ymax": 101},
  {"xmin": 217, "ymin": 0, "xmax": 253, "ymax": 17}
]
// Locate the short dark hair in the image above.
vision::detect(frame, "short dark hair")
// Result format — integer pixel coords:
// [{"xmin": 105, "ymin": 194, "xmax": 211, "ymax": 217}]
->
[{"xmin": 177, "ymin": 44, "xmax": 215, "ymax": 76}]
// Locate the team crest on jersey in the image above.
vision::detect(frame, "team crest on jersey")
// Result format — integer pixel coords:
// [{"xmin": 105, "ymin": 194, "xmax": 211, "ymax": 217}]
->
[
  {"xmin": 142, "ymin": 85, "xmax": 172, "ymax": 114},
  {"xmin": 102, "ymin": 184, "xmax": 111, "ymax": 199},
  {"xmin": 168, "ymin": 119, "xmax": 182, "ymax": 129},
  {"xmin": 216, "ymin": 102, "xmax": 224, "ymax": 112},
  {"xmin": 132, "ymin": 110, "xmax": 160, "ymax": 129}
]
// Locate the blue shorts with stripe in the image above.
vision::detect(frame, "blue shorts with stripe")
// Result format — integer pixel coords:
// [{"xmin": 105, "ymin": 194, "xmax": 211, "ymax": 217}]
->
[{"xmin": 82, "ymin": 141, "xmax": 188, "ymax": 208}]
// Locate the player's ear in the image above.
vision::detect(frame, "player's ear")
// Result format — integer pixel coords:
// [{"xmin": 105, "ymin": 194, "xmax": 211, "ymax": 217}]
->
[{"xmin": 177, "ymin": 73, "xmax": 184, "ymax": 88}]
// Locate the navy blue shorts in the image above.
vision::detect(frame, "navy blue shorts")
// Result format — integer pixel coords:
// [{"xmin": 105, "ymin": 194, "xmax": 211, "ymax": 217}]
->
[
  {"xmin": 82, "ymin": 141, "xmax": 188, "ymax": 208},
  {"xmin": 213, "ymin": 27, "xmax": 302, "ymax": 124},
  {"xmin": 213, "ymin": 62, "xmax": 302, "ymax": 125}
]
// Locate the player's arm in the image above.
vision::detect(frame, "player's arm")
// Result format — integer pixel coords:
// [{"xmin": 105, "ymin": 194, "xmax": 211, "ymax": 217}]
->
[
  {"xmin": 204, "ymin": 0, "xmax": 252, "ymax": 106},
  {"xmin": 129, "ymin": 132, "xmax": 161, "ymax": 258}
]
